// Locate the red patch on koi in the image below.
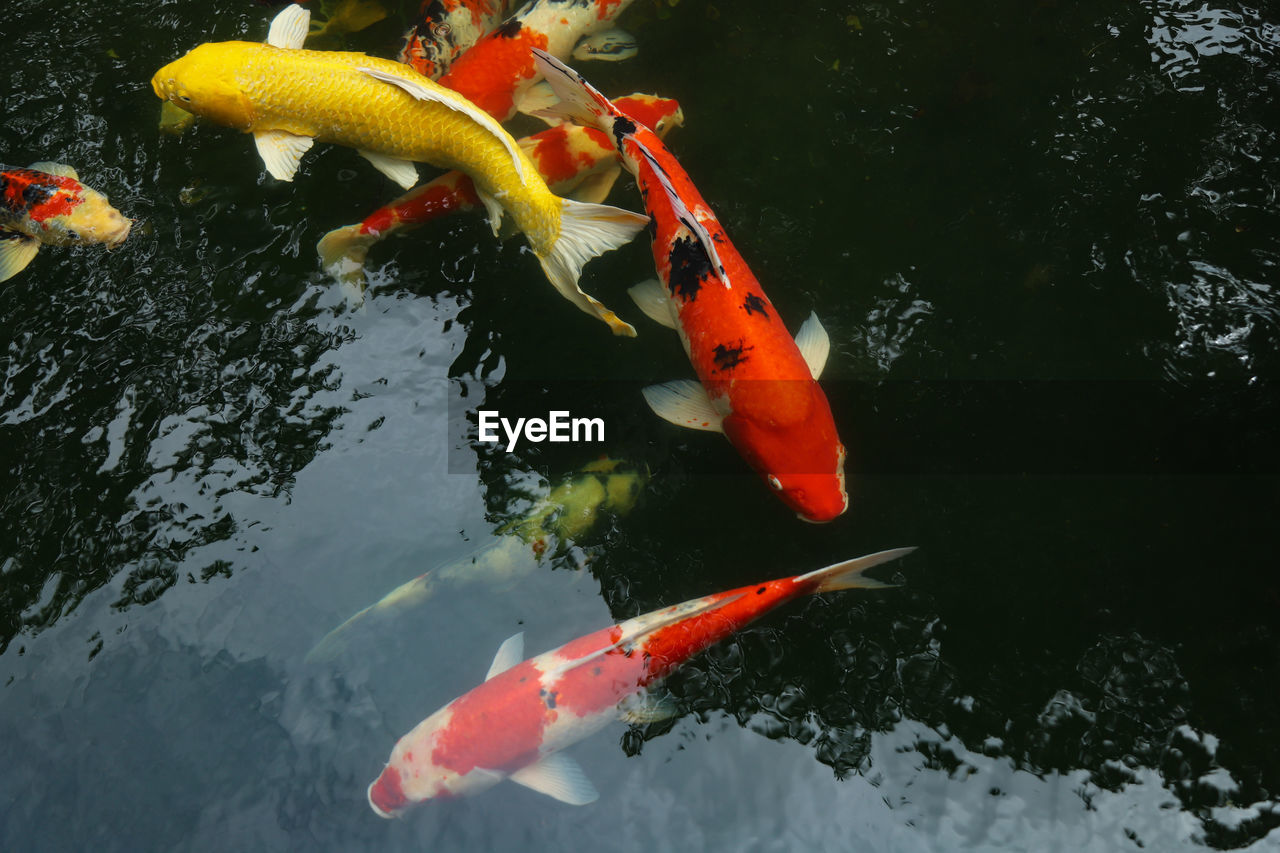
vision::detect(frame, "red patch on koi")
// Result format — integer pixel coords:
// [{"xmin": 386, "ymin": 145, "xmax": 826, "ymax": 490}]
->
[
  {"xmin": 369, "ymin": 765, "xmax": 409, "ymax": 813},
  {"xmin": 430, "ymin": 660, "xmax": 550, "ymax": 775},
  {"xmin": 439, "ymin": 28, "xmax": 549, "ymax": 120},
  {"xmin": 528, "ymin": 125, "xmax": 591, "ymax": 186},
  {"xmin": 596, "ymin": 0, "xmax": 624, "ymax": 21}
]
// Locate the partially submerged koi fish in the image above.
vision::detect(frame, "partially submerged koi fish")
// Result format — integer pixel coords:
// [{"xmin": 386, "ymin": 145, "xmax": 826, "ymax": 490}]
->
[
  {"xmin": 317, "ymin": 93, "xmax": 683, "ymax": 287},
  {"xmin": 367, "ymin": 546, "xmax": 912, "ymax": 814},
  {"xmin": 305, "ymin": 457, "xmax": 648, "ymax": 665},
  {"xmin": 534, "ymin": 51, "xmax": 849, "ymax": 522},
  {"xmin": 151, "ymin": 6, "xmax": 648, "ymax": 335},
  {"xmin": 399, "ymin": 0, "xmax": 513, "ymax": 80},
  {"xmin": 0, "ymin": 162, "xmax": 131, "ymax": 283},
  {"xmin": 436, "ymin": 0, "xmax": 640, "ymax": 121}
]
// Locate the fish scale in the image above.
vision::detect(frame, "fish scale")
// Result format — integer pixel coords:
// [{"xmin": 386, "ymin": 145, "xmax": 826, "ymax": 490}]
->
[
  {"xmin": 204, "ymin": 43, "xmax": 561, "ymax": 255},
  {"xmin": 153, "ymin": 8, "xmax": 648, "ymax": 335}
]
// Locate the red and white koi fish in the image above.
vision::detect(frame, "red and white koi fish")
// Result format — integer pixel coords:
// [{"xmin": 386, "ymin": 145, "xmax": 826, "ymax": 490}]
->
[
  {"xmin": 367, "ymin": 546, "xmax": 911, "ymax": 814},
  {"xmin": 0, "ymin": 162, "xmax": 131, "ymax": 283},
  {"xmin": 399, "ymin": 0, "xmax": 513, "ymax": 80},
  {"xmin": 317, "ymin": 92, "xmax": 683, "ymax": 284},
  {"xmin": 533, "ymin": 51, "xmax": 850, "ymax": 522},
  {"xmin": 436, "ymin": 0, "xmax": 640, "ymax": 122}
]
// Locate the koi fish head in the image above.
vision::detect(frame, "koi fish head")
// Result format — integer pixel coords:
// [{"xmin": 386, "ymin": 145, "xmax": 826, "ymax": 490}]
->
[
  {"xmin": 62, "ymin": 188, "xmax": 132, "ymax": 248},
  {"xmin": 723, "ymin": 382, "xmax": 849, "ymax": 523},
  {"xmin": 151, "ymin": 43, "xmax": 257, "ymax": 130},
  {"xmin": 367, "ymin": 704, "xmax": 503, "ymax": 817}
]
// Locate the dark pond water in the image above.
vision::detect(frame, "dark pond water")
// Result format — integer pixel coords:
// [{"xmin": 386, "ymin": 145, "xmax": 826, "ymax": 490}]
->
[{"xmin": 2, "ymin": 0, "xmax": 1279, "ymax": 850}]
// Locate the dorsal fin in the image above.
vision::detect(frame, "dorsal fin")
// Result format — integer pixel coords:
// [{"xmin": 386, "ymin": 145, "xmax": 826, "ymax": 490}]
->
[
  {"xmin": 266, "ymin": 4, "xmax": 310, "ymax": 49},
  {"xmin": 356, "ymin": 66, "xmax": 527, "ymax": 185},
  {"xmin": 485, "ymin": 633, "xmax": 524, "ymax": 680}
]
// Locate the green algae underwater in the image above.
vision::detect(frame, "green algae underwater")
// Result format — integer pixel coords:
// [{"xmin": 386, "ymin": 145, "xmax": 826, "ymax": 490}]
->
[{"xmin": 2, "ymin": 0, "xmax": 1279, "ymax": 850}]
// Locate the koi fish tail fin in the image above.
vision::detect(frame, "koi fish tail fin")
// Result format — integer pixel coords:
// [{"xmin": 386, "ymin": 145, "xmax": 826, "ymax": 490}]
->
[
  {"xmin": 795, "ymin": 547, "xmax": 916, "ymax": 594},
  {"xmin": 530, "ymin": 48, "xmax": 616, "ymax": 129},
  {"xmin": 316, "ymin": 223, "xmax": 378, "ymax": 301},
  {"xmin": 537, "ymin": 197, "xmax": 648, "ymax": 337}
]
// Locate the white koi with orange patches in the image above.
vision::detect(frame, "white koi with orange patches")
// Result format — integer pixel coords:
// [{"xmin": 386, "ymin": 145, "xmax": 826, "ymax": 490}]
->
[{"xmin": 368, "ymin": 548, "xmax": 912, "ymax": 816}]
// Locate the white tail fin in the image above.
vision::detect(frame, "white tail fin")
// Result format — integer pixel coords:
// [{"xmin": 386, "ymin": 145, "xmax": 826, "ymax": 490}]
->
[
  {"xmin": 537, "ymin": 197, "xmax": 648, "ymax": 336},
  {"xmin": 530, "ymin": 48, "xmax": 615, "ymax": 128},
  {"xmin": 794, "ymin": 547, "xmax": 916, "ymax": 593}
]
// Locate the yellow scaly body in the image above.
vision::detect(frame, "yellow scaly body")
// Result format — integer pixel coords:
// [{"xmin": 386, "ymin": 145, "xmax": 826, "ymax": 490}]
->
[{"xmin": 151, "ymin": 7, "xmax": 647, "ymax": 334}]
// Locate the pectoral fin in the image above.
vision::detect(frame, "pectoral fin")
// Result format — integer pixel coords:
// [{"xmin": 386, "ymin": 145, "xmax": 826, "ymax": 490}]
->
[
  {"xmin": 475, "ymin": 187, "xmax": 505, "ymax": 237},
  {"xmin": 794, "ymin": 312, "xmax": 830, "ymax": 379},
  {"xmin": 358, "ymin": 150, "xmax": 418, "ymax": 190},
  {"xmin": 266, "ymin": 5, "xmax": 311, "ymax": 49},
  {"xmin": 508, "ymin": 753, "xmax": 598, "ymax": 805},
  {"xmin": 571, "ymin": 29, "xmax": 639, "ymax": 62},
  {"xmin": 514, "ymin": 80, "xmax": 560, "ymax": 124},
  {"xmin": 641, "ymin": 380, "xmax": 724, "ymax": 433},
  {"xmin": 618, "ymin": 691, "xmax": 680, "ymax": 724},
  {"xmin": 568, "ymin": 166, "xmax": 621, "ymax": 205},
  {"xmin": 27, "ymin": 161, "xmax": 79, "ymax": 180},
  {"xmin": 627, "ymin": 279, "xmax": 678, "ymax": 330},
  {"xmin": 254, "ymin": 129, "xmax": 314, "ymax": 181},
  {"xmin": 0, "ymin": 232, "xmax": 40, "ymax": 283},
  {"xmin": 485, "ymin": 632, "xmax": 524, "ymax": 681}
]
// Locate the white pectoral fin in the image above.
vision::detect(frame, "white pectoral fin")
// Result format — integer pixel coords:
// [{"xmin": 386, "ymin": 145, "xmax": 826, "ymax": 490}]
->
[
  {"xmin": 568, "ymin": 166, "xmax": 621, "ymax": 205},
  {"xmin": 794, "ymin": 311, "xmax": 831, "ymax": 379},
  {"xmin": 27, "ymin": 161, "xmax": 79, "ymax": 180},
  {"xmin": 514, "ymin": 80, "xmax": 560, "ymax": 124},
  {"xmin": 0, "ymin": 233, "xmax": 40, "ymax": 283},
  {"xmin": 508, "ymin": 753, "xmax": 599, "ymax": 805},
  {"xmin": 254, "ymin": 129, "xmax": 314, "ymax": 181},
  {"xmin": 627, "ymin": 279, "xmax": 678, "ymax": 330},
  {"xmin": 266, "ymin": 4, "xmax": 311, "ymax": 48},
  {"xmin": 358, "ymin": 150, "xmax": 418, "ymax": 190},
  {"xmin": 571, "ymin": 28, "xmax": 639, "ymax": 62},
  {"xmin": 618, "ymin": 691, "xmax": 680, "ymax": 725},
  {"xmin": 485, "ymin": 632, "xmax": 524, "ymax": 681},
  {"xmin": 475, "ymin": 187, "xmax": 505, "ymax": 237},
  {"xmin": 642, "ymin": 380, "xmax": 724, "ymax": 433},
  {"xmin": 356, "ymin": 66, "xmax": 527, "ymax": 184}
]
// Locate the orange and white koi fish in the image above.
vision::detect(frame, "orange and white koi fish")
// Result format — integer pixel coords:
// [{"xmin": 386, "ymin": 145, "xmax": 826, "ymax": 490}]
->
[
  {"xmin": 534, "ymin": 51, "xmax": 850, "ymax": 522},
  {"xmin": 152, "ymin": 6, "xmax": 648, "ymax": 335},
  {"xmin": 0, "ymin": 162, "xmax": 131, "ymax": 283},
  {"xmin": 399, "ymin": 0, "xmax": 513, "ymax": 79},
  {"xmin": 367, "ymin": 547, "xmax": 911, "ymax": 814},
  {"xmin": 436, "ymin": 0, "xmax": 640, "ymax": 122},
  {"xmin": 317, "ymin": 92, "xmax": 683, "ymax": 284}
]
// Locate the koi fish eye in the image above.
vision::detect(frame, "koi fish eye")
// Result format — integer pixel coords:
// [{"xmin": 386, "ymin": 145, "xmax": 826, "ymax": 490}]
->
[{"xmin": 768, "ymin": 475, "xmax": 783, "ymax": 491}]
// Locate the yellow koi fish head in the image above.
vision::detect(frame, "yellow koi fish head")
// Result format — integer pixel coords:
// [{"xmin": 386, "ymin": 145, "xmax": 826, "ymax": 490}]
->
[
  {"xmin": 151, "ymin": 42, "xmax": 258, "ymax": 130},
  {"xmin": 64, "ymin": 188, "xmax": 132, "ymax": 248}
]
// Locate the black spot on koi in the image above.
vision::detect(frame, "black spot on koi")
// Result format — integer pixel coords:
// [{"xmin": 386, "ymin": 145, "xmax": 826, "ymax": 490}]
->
[
  {"xmin": 611, "ymin": 115, "xmax": 637, "ymax": 152},
  {"xmin": 666, "ymin": 234, "xmax": 714, "ymax": 302},
  {"xmin": 741, "ymin": 293, "xmax": 769, "ymax": 318},
  {"xmin": 540, "ymin": 688, "xmax": 558, "ymax": 709},
  {"xmin": 712, "ymin": 340, "xmax": 754, "ymax": 372},
  {"xmin": 494, "ymin": 18, "xmax": 523, "ymax": 38}
]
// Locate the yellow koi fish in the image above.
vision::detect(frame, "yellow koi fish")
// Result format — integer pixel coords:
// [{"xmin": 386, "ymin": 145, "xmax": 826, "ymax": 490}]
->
[{"xmin": 150, "ymin": 6, "xmax": 647, "ymax": 335}]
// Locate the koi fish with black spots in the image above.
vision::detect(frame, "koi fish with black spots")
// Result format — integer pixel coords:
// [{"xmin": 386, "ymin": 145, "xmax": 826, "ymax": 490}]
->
[
  {"xmin": 0, "ymin": 162, "xmax": 131, "ymax": 283},
  {"xmin": 367, "ymin": 546, "xmax": 911, "ymax": 814},
  {"xmin": 533, "ymin": 51, "xmax": 850, "ymax": 522},
  {"xmin": 151, "ymin": 5, "xmax": 648, "ymax": 335},
  {"xmin": 399, "ymin": 0, "xmax": 513, "ymax": 80},
  {"xmin": 435, "ymin": 0, "xmax": 640, "ymax": 122},
  {"xmin": 316, "ymin": 92, "xmax": 683, "ymax": 288}
]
